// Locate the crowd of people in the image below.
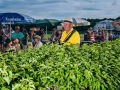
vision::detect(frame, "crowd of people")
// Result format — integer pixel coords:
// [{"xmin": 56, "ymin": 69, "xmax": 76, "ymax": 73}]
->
[
  {"xmin": 0, "ymin": 25, "xmax": 45, "ymax": 53},
  {"xmin": 84, "ymin": 27, "xmax": 120, "ymax": 43},
  {"xmin": 0, "ymin": 25, "xmax": 67, "ymax": 53},
  {"xmin": 1, "ymin": 18, "xmax": 120, "ymax": 53}
]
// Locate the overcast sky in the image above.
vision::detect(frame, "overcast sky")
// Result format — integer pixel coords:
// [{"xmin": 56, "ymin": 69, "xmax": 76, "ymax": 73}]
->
[{"xmin": 0, "ymin": 0, "xmax": 120, "ymax": 20}]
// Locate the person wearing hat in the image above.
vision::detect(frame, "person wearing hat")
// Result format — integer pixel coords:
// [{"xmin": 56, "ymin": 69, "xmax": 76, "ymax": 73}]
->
[
  {"xmin": 88, "ymin": 27, "xmax": 96, "ymax": 42},
  {"xmin": 60, "ymin": 18, "xmax": 80, "ymax": 45},
  {"xmin": 29, "ymin": 28, "xmax": 36, "ymax": 42},
  {"xmin": 53, "ymin": 26, "xmax": 63, "ymax": 43},
  {"xmin": 11, "ymin": 26, "xmax": 24, "ymax": 40},
  {"xmin": 11, "ymin": 26, "xmax": 24, "ymax": 49},
  {"xmin": 3, "ymin": 38, "xmax": 16, "ymax": 52},
  {"xmin": 50, "ymin": 28, "xmax": 57, "ymax": 43},
  {"xmin": 34, "ymin": 35, "xmax": 43, "ymax": 48}
]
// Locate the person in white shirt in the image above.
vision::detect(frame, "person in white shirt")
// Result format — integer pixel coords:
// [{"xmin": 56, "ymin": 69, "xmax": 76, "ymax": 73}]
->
[
  {"xmin": 34, "ymin": 35, "xmax": 43, "ymax": 48},
  {"xmin": 2, "ymin": 25, "xmax": 6, "ymax": 32},
  {"xmin": 2, "ymin": 25, "xmax": 10, "ymax": 42}
]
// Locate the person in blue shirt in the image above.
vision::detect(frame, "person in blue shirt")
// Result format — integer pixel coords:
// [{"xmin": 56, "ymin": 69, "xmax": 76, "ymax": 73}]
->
[
  {"xmin": 11, "ymin": 26, "xmax": 24, "ymax": 49},
  {"xmin": 11, "ymin": 26, "xmax": 24, "ymax": 40}
]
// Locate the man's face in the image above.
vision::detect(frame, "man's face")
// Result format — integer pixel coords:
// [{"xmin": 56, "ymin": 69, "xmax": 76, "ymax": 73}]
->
[
  {"xmin": 58, "ymin": 30, "xmax": 62, "ymax": 34},
  {"xmin": 15, "ymin": 28, "xmax": 20, "ymax": 33},
  {"xmin": 34, "ymin": 38, "xmax": 40, "ymax": 43},
  {"xmin": 63, "ymin": 22, "xmax": 72, "ymax": 32}
]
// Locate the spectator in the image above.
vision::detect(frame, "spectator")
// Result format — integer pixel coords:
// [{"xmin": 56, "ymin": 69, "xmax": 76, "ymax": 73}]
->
[
  {"xmin": 105, "ymin": 30, "xmax": 109, "ymax": 42},
  {"xmin": 2, "ymin": 25, "xmax": 10, "ymax": 42},
  {"xmin": 87, "ymin": 27, "xmax": 93, "ymax": 41},
  {"xmin": 11, "ymin": 26, "xmax": 24, "ymax": 40},
  {"xmin": 60, "ymin": 18, "xmax": 80, "ymax": 45},
  {"xmin": 56, "ymin": 27, "xmax": 63, "ymax": 43},
  {"xmin": 113, "ymin": 32, "xmax": 117, "ymax": 39},
  {"xmin": 3, "ymin": 38, "xmax": 16, "ymax": 52},
  {"xmin": 29, "ymin": 28, "xmax": 36, "ymax": 45},
  {"xmin": 90, "ymin": 31, "xmax": 95, "ymax": 43},
  {"xmin": 36, "ymin": 27, "xmax": 42, "ymax": 36},
  {"xmin": 27, "ymin": 42, "xmax": 33, "ymax": 48},
  {"xmin": 109, "ymin": 31, "xmax": 113, "ymax": 41},
  {"xmin": 50, "ymin": 28, "xmax": 57, "ymax": 43},
  {"xmin": 41, "ymin": 28, "xmax": 45, "ymax": 41},
  {"xmin": 22, "ymin": 27, "xmax": 29, "ymax": 46},
  {"xmin": 94, "ymin": 29, "xmax": 102, "ymax": 42},
  {"xmin": 102, "ymin": 27, "xmax": 106, "ymax": 31},
  {"xmin": 11, "ymin": 26, "xmax": 24, "ymax": 49},
  {"xmin": 34, "ymin": 35, "xmax": 43, "ymax": 48},
  {"xmin": 84, "ymin": 29, "xmax": 89, "ymax": 41},
  {"xmin": 53, "ymin": 26, "xmax": 63, "ymax": 43},
  {"xmin": 12, "ymin": 38, "xmax": 21, "ymax": 52},
  {"xmin": 98, "ymin": 27, "xmax": 102, "ymax": 35},
  {"xmin": 101, "ymin": 31, "xmax": 105, "ymax": 41},
  {"xmin": 2, "ymin": 25, "xmax": 6, "ymax": 32}
]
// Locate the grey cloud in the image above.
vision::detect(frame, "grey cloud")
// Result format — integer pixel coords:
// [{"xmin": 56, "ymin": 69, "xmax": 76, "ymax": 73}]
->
[
  {"xmin": 112, "ymin": 0, "xmax": 117, "ymax": 5},
  {"xmin": 75, "ymin": 6, "xmax": 102, "ymax": 11},
  {"xmin": 83, "ymin": 0, "xmax": 97, "ymax": 3},
  {"xmin": 42, "ymin": 0, "xmax": 68, "ymax": 4},
  {"xmin": 0, "ymin": 0, "xmax": 120, "ymax": 20},
  {"xmin": 82, "ymin": 7, "xmax": 102, "ymax": 10}
]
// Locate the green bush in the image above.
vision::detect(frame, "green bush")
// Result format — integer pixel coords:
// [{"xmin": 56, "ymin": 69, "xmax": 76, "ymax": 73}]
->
[{"xmin": 0, "ymin": 39, "xmax": 120, "ymax": 90}]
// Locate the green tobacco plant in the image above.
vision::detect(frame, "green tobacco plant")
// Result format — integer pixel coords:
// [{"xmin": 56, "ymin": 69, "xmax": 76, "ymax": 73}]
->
[{"xmin": 0, "ymin": 39, "xmax": 120, "ymax": 90}]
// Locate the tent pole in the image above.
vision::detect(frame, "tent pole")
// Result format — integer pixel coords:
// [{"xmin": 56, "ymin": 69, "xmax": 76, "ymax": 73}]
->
[
  {"xmin": 106, "ymin": 30, "xmax": 108, "ymax": 42},
  {"xmin": 10, "ymin": 20, "xmax": 11, "ymax": 40},
  {"xmin": 46, "ymin": 26, "xmax": 48, "ymax": 40}
]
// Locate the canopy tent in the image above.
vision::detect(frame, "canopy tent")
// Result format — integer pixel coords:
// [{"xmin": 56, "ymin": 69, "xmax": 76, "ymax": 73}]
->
[
  {"xmin": 33, "ymin": 19, "xmax": 62, "ymax": 40},
  {"xmin": 93, "ymin": 20, "xmax": 114, "ymax": 30},
  {"xmin": 0, "ymin": 12, "xmax": 35, "ymax": 39},
  {"xmin": 0, "ymin": 12, "xmax": 35, "ymax": 25},
  {"xmin": 34, "ymin": 19, "xmax": 61, "ymax": 26},
  {"xmin": 61, "ymin": 17, "xmax": 90, "ymax": 27}
]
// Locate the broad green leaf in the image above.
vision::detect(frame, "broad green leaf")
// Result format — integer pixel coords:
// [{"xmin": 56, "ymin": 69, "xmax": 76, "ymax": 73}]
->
[{"xmin": 3, "ymin": 77, "xmax": 10, "ymax": 85}]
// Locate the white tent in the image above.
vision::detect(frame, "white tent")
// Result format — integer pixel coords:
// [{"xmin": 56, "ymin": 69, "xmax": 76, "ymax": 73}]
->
[
  {"xmin": 61, "ymin": 17, "xmax": 90, "ymax": 26},
  {"xmin": 93, "ymin": 20, "xmax": 114, "ymax": 30}
]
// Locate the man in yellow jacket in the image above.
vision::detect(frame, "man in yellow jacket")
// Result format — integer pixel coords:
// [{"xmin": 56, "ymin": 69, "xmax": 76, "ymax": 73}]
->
[{"xmin": 60, "ymin": 18, "xmax": 80, "ymax": 45}]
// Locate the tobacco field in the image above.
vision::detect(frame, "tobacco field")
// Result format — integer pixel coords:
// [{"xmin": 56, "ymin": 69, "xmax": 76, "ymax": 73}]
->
[{"xmin": 0, "ymin": 39, "xmax": 120, "ymax": 90}]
